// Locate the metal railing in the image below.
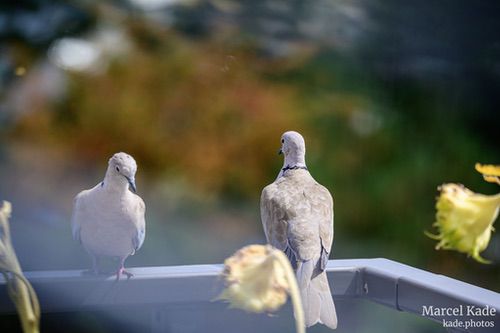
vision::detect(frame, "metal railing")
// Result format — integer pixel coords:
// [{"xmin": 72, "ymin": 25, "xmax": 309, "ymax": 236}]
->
[{"xmin": 1, "ymin": 258, "xmax": 499, "ymax": 332}]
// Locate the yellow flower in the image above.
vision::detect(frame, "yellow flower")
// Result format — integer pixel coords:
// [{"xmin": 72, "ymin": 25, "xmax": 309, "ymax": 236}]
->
[
  {"xmin": 217, "ymin": 244, "xmax": 304, "ymax": 333},
  {"xmin": 427, "ymin": 184, "xmax": 500, "ymax": 263},
  {"xmin": 0, "ymin": 201, "xmax": 40, "ymax": 333},
  {"xmin": 475, "ymin": 163, "xmax": 500, "ymax": 185}
]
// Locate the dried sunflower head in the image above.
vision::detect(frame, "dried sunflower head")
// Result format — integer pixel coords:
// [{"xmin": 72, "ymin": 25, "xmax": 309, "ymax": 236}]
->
[
  {"xmin": 217, "ymin": 244, "xmax": 304, "ymax": 333},
  {"xmin": 218, "ymin": 245, "xmax": 289, "ymax": 312}
]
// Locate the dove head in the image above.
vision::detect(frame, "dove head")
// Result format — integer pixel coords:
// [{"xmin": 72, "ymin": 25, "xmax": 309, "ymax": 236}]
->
[
  {"xmin": 106, "ymin": 152, "xmax": 138, "ymax": 193},
  {"xmin": 279, "ymin": 131, "xmax": 306, "ymax": 167}
]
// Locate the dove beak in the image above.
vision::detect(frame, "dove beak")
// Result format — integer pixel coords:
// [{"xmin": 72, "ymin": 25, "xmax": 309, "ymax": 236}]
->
[
  {"xmin": 125, "ymin": 176, "xmax": 137, "ymax": 193},
  {"xmin": 278, "ymin": 148, "xmax": 283, "ymax": 155}
]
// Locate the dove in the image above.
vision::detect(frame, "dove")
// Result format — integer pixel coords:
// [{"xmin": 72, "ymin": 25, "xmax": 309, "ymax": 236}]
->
[
  {"xmin": 71, "ymin": 152, "xmax": 146, "ymax": 280},
  {"xmin": 260, "ymin": 131, "xmax": 337, "ymax": 329}
]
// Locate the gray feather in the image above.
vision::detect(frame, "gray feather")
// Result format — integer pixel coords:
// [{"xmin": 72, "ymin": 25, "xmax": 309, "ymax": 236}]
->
[
  {"xmin": 297, "ymin": 259, "xmax": 321, "ymax": 327},
  {"xmin": 315, "ymin": 271, "xmax": 337, "ymax": 329}
]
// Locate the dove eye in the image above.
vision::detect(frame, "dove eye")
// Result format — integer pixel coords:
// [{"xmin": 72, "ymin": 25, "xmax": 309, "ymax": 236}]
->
[
  {"xmin": 116, "ymin": 166, "xmax": 120, "ymax": 172},
  {"xmin": 281, "ymin": 139, "xmax": 284, "ymax": 143}
]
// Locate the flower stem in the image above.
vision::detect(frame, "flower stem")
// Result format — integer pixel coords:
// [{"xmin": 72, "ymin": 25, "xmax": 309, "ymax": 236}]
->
[
  {"xmin": 272, "ymin": 249, "xmax": 305, "ymax": 333},
  {"xmin": 0, "ymin": 202, "xmax": 40, "ymax": 333}
]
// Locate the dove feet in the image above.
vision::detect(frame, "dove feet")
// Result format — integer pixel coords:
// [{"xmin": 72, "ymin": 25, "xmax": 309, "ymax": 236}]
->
[{"xmin": 115, "ymin": 267, "xmax": 133, "ymax": 281}]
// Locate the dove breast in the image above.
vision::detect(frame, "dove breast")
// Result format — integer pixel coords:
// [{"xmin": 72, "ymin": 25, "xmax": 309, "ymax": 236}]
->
[{"xmin": 73, "ymin": 183, "xmax": 145, "ymax": 258}]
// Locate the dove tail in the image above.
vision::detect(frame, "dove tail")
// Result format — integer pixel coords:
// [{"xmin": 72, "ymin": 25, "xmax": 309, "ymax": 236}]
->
[{"xmin": 296, "ymin": 260, "xmax": 338, "ymax": 330}]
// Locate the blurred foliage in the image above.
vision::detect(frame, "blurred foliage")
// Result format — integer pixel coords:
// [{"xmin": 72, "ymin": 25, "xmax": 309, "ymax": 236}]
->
[
  {"xmin": 11, "ymin": 19, "xmax": 301, "ymax": 198},
  {"xmin": 1, "ymin": 0, "xmax": 500, "ymax": 293}
]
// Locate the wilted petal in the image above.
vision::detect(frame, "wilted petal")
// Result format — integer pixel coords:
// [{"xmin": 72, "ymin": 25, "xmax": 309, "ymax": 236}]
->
[{"xmin": 475, "ymin": 163, "xmax": 500, "ymax": 185}]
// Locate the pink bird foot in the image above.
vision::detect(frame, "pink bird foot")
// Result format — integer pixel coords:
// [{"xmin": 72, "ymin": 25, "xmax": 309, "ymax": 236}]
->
[{"xmin": 115, "ymin": 267, "xmax": 133, "ymax": 281}]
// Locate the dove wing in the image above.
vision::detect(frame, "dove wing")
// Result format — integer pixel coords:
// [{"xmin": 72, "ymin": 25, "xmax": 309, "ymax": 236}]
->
[
  {"xmin": 71, "ymin": 189, "xmax": 89, "ymax": 244},
  {"xmin": 131, "ymin": 195, "xmax": 146, "ymax": 254},
  {"xmin": 261, "ymin": 180, "xmax": 309, "ymax": 267},
  {"xmin": 314, "ymin": 183, "xmax": 334, "ymax": 270},
  {"xmin": 261, "ymin": 183, "xmax": 288, "ymax": 251}
]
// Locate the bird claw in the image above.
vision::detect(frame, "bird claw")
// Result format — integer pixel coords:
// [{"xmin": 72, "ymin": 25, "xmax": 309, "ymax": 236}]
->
[{"xmin": 115, "ymin": 268, "xmax": 133, "ymax": 281}]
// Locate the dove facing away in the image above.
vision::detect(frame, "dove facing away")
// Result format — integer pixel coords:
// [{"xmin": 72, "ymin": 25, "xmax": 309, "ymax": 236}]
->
[
  {"xmin": 261, "ymin": 131, "xmax": 337, "ymax": 329},
  {"xmin": 71, "ymin": 152, "xmax": 146, "ymax": 280}
]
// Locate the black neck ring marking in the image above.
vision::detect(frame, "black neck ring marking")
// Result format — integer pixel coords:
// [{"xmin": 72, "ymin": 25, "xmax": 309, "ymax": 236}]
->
[{"xmin": 282, "ymin": 165, "xmax": 308, "ymax": 172}]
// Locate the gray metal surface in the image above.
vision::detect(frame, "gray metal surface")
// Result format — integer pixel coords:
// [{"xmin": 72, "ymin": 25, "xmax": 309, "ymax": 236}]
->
[{"xmin": 0, "ymin": 258, "xmax": 498, "ymax": 332}]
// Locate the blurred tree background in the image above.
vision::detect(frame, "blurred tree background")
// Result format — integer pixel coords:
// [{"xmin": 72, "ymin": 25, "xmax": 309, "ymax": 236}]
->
[{"xmin": 0, "ymin": 0, "xmax": 499, "ymax": 308}]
